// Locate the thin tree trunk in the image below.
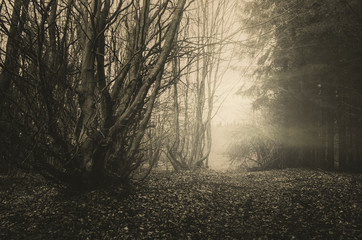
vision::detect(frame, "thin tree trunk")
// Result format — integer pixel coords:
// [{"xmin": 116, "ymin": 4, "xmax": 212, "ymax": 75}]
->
[
  {"xmin": 76, "ymin": 0, "xmax": 101, "ymax": 183},
  {"xmin": 337, "ymin": 89, "xmax": 346, "ymax": 170},
  {"xmin": 326, "ymin": 115, "xmax": 335, "ymax": 169},
  {"xmin": 0, "ymin": 0, "xmax": 29, "ymax": 103}
]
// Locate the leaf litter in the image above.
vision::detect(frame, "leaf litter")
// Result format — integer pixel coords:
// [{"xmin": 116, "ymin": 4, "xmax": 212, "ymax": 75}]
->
[{"xmin": 0, "ymin": 169, "xmax": 361, "ymax": 239}]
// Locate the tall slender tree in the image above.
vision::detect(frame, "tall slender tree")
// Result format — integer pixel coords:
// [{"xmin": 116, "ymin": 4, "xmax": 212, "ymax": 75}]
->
[{"xmin": 164, "ymin": 0, "xmax": 237, "ymax": 170}]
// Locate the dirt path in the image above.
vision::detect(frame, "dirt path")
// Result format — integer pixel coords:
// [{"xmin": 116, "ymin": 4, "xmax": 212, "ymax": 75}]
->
[{"xmin": 1, "ymin": 169, "xmax": 361, "ymax": 239}]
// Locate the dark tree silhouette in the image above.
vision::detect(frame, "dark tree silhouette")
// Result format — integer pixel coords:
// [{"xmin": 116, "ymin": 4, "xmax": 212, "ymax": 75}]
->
[{"xmin": 235, "ymin": 0, "xmax": 362, "ymax": 172}]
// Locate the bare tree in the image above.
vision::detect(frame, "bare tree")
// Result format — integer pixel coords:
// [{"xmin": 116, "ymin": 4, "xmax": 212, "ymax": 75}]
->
[
  {"xmin": 0, "ymin": 0, "xmax": 187, "ymax": 188},
  {"xmin": 0, "ymin": 0, "xmax": 29, "ymax": 103},
  {"xmin": 164, "ymin": 0, "xmax": 236, "ymax": 170}
]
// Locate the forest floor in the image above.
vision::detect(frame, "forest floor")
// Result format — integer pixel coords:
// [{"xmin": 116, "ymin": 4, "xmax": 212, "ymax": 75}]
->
[{"xmin": 1, "ymin": 168, "xmax": 361, "ymax": 240}]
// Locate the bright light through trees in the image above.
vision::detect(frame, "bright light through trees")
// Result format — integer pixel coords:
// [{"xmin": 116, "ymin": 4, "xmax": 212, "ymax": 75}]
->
[{"xmin": 0, "ymin": 0, "xmax": 361, "ymax": 188}]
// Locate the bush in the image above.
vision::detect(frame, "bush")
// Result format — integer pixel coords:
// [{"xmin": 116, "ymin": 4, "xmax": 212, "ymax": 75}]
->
[{"xmin": 225, "ymin": 124, "xmax": 281, "ymax": 170}]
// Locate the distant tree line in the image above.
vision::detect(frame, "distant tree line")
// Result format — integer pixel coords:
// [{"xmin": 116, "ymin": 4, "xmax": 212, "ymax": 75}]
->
[{"xmin": 235, "ymin": 0, "xmax": 362, "ymax": 172}]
